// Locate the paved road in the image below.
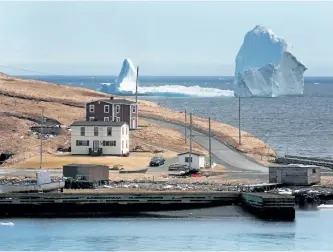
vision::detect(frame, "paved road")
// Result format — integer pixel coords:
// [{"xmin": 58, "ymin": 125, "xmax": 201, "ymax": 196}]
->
[{"xmin": 143, "ymin": 118, "xmax": 269, "ymax": 173}]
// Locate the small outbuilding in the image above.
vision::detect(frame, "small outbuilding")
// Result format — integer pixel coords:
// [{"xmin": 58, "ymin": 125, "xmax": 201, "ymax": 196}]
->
[
  {"xmin": 177, "ymin": 152, "xmax": 205, "ymax": 170},
  {"xmin": 63, "ymin": 164, "xmax": 109, "ymax": 182},
  {"xmin": 269, "ymin": 164, "xmax": 321, "ymax": 186}
]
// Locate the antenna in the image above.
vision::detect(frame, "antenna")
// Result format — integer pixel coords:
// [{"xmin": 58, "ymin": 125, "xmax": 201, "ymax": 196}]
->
[
  {"xmin": 189, "ymin": 113, "xmax": 192, "ymax": 171},
  {"xmin": 40, "ymin": 109, "xmax": 44, "ymax": 169},
  {"xmin": 135, "ymin": 66, "xmax": 139, "ymax": 104},
  {"xmin": 184, "ymin": 109, "xmax": 187, "ymax": 144},
  {"xmin": 209, "ymin": 117, "xmax": 212, "ymax": 168},
  {"xmin": 238, "ymin": 96, "xmax": 241, "ymax": 145}
]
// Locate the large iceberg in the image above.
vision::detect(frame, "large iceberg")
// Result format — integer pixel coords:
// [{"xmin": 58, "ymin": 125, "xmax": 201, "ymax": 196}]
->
[
  {"xmin": 98, "ymin": 58, "xmax": 234, "ymax": 97},
  {"xmin": 234, "ymin": 25, "xmax": 307, "ymax": 97},
  {"xmin": 116, "ymin": 58, "xmax": 138, "ymax": 93}
]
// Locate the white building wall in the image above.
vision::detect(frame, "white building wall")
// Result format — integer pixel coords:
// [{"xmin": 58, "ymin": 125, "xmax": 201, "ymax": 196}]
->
[
  {"xmin": 178, "ymin": 154, "xmax": 205, "ymax": 169},
  {"xmin": 71, "ymin": 124, "xmax": 129, "ymax": 155}
]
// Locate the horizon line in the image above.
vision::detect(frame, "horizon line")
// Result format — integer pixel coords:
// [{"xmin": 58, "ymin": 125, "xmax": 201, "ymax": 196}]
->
[{"xmin": 11, "ymin": 74, "xmax": 333, "ymax": 78}]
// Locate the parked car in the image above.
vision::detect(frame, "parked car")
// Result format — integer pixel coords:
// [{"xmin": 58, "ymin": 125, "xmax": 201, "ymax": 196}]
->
[{"xmin": 149, "ymin": 157, "xmax": 165, "ymax": 167}]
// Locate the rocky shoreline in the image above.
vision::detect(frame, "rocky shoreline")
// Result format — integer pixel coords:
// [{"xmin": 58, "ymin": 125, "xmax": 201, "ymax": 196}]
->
[{"xmin": 269, "ymin": 186, "xmax": 333, "ymax": 205}]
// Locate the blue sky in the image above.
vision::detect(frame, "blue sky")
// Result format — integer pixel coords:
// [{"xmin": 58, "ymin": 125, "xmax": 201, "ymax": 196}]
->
[{"xmin": 0, "ymin": 1, "xmax": 332, "ymax": 76}]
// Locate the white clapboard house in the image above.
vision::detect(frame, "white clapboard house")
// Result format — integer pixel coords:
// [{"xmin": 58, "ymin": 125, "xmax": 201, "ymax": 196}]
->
[
  {"xmin": 70, "ymin": 121, "xmax": 129, "ymax": 156},
  {"xmin": 177, "ymin": 152, "xmax": 206, "ymax": 170}
]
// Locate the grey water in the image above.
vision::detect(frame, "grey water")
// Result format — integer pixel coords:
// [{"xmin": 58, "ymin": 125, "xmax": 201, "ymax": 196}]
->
[
  {"xmin": 1, "ymin": 209, "xmax": 333, "ymax": 251},
  {"xmin": 17, "ymin": 75, "xmax": 333, "ymax": 158}
]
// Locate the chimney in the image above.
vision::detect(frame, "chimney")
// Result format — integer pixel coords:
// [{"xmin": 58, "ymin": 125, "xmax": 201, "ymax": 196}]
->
[{"xmin": 110, "ymin": 96, "xmax": 114, "ymax": 100}]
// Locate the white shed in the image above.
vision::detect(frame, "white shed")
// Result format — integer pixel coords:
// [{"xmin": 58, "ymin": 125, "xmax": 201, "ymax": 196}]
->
[{"xmin": 178, "ymin": 152, "xmax": 205, "ymax": 170}]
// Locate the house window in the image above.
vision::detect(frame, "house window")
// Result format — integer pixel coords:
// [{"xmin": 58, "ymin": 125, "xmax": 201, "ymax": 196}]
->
[
  {"xmin": 89, "ymin": 104, "xmax": 95, "ymax": 113},
  {"xmin": 107, "ymin": 127, "xmax": 112, "ymax": 136},
  {"xmin": 126, "ymin": 126, "xmax": 128, "ymax": 135},
  {"xmin": 76, "ymin": 140, "xmax": 89, "ymax": 146},
  {"xmin": 132, "ymin": 105, "xmax": 136, "ymax": 113},
  {"xmin": 104, "ymin": 105, "xmax": 109, "ymax": 113},
  {"xmin": 122, "ymin": 127, "xmax": 124, "ymax": 135},
  {"xmin": 313, "ymin": 169, "xmax": 316, "ymax": 173},
  {"xmin": 94, "ymin": 127, "xmax": 98, "ymax": 136},
  {"xmin": 122, "ymin": 140, "xmax": 124, "ymax": 149},
  {"xmin": 103, "ymin": 140, "xmax": 116, "ymax": 146},
  {"xmin": 185, "ymin": 157, "xmax": 193, "ymax": 163},
  {"xmin": 116, "ymin": 117, "xmax": 120, "ymax": 122},
  {"xmin": 104, "ymin": 117, "xmax": 109, "ymax": 122},
  {"xmin": 89, "ymin": 117, "xmax": 95, "ymax": 121},
  {"xmin": 116, "ymin": 105, "xmax": 120, "ymax": 113},
  {"xmin": 126, "ymin": 140, "xmax": 128, "ymax": 148},
  {"xmin": 80, "ymin": 127, "xmax": 85, "ymax": 136}
]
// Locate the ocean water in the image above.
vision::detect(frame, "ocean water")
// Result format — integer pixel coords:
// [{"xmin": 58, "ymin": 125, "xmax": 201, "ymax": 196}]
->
[
  {"xmin": 19, "ymin": 75, "xmax": 333, "ymax": 157},
  {"xmin": 1, "ymin": 209, "xmax": 333, "ymax": 251}
]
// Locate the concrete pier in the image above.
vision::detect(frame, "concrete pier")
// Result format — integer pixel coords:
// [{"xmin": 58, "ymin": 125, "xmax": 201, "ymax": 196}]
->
[
  {"xmin": 241, "ymin": 192, "xmax": 295, "ymax": 221},
  {"xmin": 276, "ymin": 155, "xmax": 333, "ymax": 169},
  {"xmin": 0, "ymin": 191, "xmax": 239, "ymax": 217},
  {"xmin": 0, "ymin": 191, "xmax": 295, "ymax": 220}
]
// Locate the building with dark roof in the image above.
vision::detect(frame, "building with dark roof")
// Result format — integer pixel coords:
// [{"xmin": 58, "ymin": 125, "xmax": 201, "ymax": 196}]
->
[{"xmin": 85, "ymin": 97, "xmax": 138, "ymax": 129}]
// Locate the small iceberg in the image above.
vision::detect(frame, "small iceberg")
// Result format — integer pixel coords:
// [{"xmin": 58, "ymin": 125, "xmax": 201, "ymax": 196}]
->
[
  {"xmin": 317, "ymin": 204, "xmax": 333, "ymax": 209},
  {"xmin": 0, "ymin": 222, "xmax": 14, "ymax": 226}
]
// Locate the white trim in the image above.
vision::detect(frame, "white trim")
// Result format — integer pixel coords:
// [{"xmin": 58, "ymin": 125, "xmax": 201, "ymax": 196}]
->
[
  {"xmin": 104, "ymin": 117, "xmax": 109, "ymax": 122},
  {"xmin": 130, "ymin": 105, "xmax": 132, "ymax": 129},
  {"xmin": 89, "ymin": 104, "xmax": 95, "ymax": 113},
  {"xmin": 112, "ymin": 104, "xmax": 115, "ymax": 121},
  {"xmin": 132, "ymin": 117, "xmax": 136, "ymax": 129},
  {"xmin": 104, "ymin": 105, "xmax": 110, "ymax": 113},
  {"xmin": 116, "ymin": 105, "xmax": 120, "ymax": 113},
  {"xmin": 89, "ymin": 117, "xmax": 95, "ymax": 121}
]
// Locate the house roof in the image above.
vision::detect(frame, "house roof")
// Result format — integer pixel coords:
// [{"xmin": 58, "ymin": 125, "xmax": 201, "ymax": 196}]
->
[
  {"xmin": 70, "ymin": 121, "xmax": 127, "ymax": 127},
  {"xmin": 177, "ymin": 152, "xmax": 205, "ymax": 157},
  {"xmin": 89, "ymin": 99, "xmax": 136, "ymax": 105},
  {"xmin": 64, "ymin": 164, "xmax": 109, "ymax": 168}
]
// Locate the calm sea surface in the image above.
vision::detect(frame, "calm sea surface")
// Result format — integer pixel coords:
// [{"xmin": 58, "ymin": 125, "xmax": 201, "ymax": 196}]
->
[
  {"xmin": 21, "ymin": 75, "xmax": 333, "ymax": 158},
  {"xmin": 1, "ymin": 209, "xmax": 333, "ymax": 251}
]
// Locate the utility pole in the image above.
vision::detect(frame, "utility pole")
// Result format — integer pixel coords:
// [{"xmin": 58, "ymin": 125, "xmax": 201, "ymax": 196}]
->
[
  {"xmin": 184, "ymin": 109, "xmax": 187, "ymax": 144},
  {"xmin": 209, "ymin": 117, "xmax": 212, "ymax": 168},
  {"xmin": 189, "ymin": 113, "xmax": 193, "ymax": 171},
  {"xmin": 238, "ymin": 96, "xmax": 241, "ymax": 145},
  {"xmin": 135, "ymin": 66, "xmax": 139, "ymax": 104},
  {"xmin": 40, "ymin": 109, "xmax": 44, "ymax": 169}
]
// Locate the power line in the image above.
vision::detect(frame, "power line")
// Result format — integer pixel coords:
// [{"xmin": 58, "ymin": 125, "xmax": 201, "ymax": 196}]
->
[{"xmin": 0, "ymin": 64, "xmax": 67, "ymax": 77}]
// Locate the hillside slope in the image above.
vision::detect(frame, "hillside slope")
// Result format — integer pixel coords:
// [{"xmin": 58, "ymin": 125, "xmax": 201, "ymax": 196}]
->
[{"xmin": 0, "ymin": 73, "xmax": 275, "ymax": 166}]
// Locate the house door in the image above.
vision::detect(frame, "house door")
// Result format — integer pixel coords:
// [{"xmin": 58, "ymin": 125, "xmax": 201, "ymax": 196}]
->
[
  {"xmin": 93, "ymin": 140, "xmax": 99, "ymax": 152},
  {"xmin": 132, "ymin": 118, "xmax": 136, "ymax": 129},
  {"xmin": 276, "ymin": 170, "xmax": 282, "ymax": 183}
]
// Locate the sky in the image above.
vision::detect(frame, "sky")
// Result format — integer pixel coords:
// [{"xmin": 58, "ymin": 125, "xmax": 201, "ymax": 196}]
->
[{"xmin": 0, "ymin": 1, "xmax": 332, "ymax": 76}]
